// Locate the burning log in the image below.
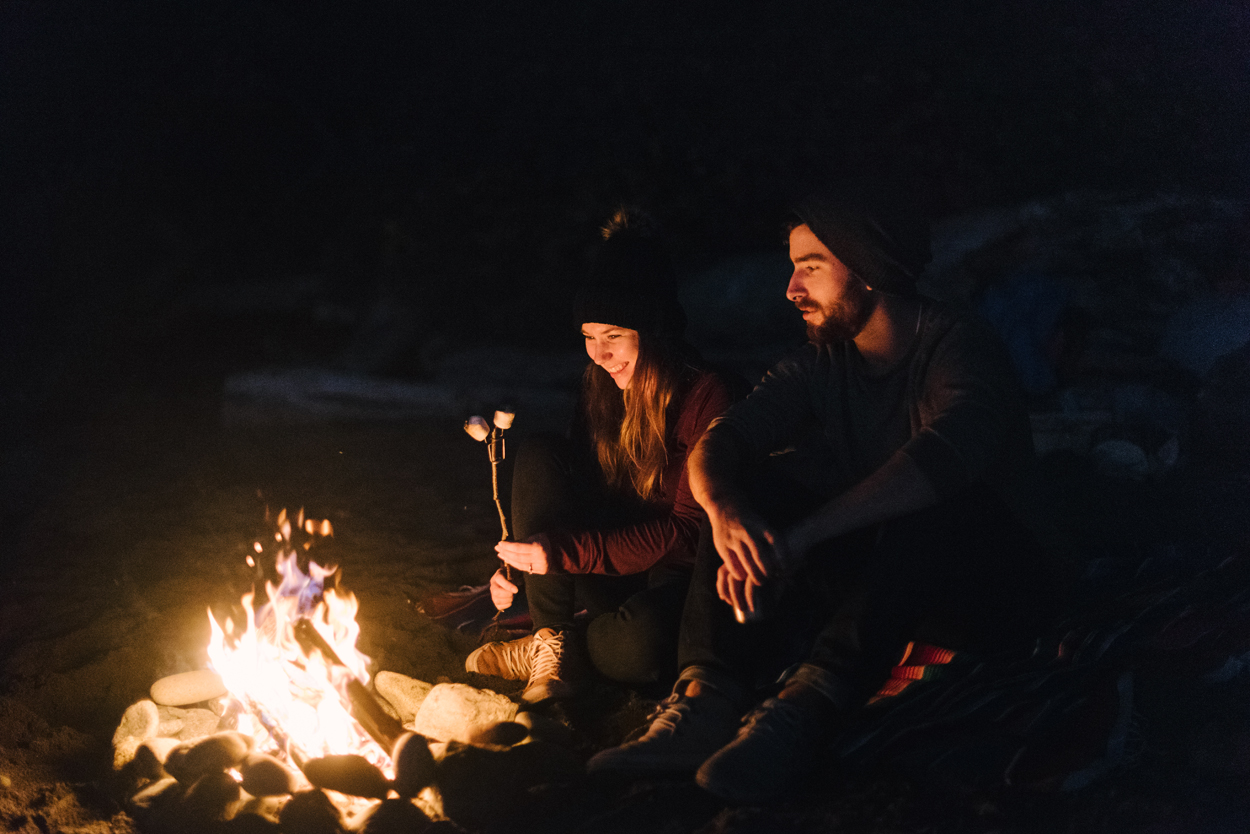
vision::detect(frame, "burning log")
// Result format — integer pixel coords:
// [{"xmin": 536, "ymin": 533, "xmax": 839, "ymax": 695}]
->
[{"xmin": 292, "ymin": 618, "xmax": 403, "ymax": 752}]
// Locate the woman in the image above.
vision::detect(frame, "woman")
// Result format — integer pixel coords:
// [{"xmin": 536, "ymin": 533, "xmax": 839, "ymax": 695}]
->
[{"xmin": 465, "ymin": 210, "xmax": 735, "ymax": 703}]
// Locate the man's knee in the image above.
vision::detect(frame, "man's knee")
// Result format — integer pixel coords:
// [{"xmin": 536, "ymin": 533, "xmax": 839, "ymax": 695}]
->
[{"xmin": 586, "ymin": 603, "xmax": 675, "ymax": 685}]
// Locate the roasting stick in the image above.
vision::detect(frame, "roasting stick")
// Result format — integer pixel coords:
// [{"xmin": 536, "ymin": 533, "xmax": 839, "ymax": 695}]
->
[
  {"xmin": 466, "ymin": 410, "xmax": 516, "ymax": 602},
  {"xmin": 292, "ymin": 618, "xmax": 403, "ymax": 752}
]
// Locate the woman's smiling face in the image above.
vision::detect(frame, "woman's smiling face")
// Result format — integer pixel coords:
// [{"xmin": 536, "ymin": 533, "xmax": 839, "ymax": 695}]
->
[{"xmin": 582, "ymin": 322, "xmax": 641, "ymax": 390}]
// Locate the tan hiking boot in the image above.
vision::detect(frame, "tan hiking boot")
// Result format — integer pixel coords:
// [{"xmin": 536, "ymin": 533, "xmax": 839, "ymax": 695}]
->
[
  {"xmin": 465, "ymin": 633, "xmax": 535, "ymax": 680},
  {"xmin": 521, "ymin": 627, "xmax": 587, "ymax": 703}
]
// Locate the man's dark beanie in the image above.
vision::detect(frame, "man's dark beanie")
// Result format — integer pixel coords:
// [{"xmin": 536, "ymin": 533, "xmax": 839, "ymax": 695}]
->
[
  {"xmin": 573, "ymin": 209, "xmax": 687, "ymax": 338},
  {"xmin": 792, "ymin": 190, "xmax": 932, "ymax": 297}
]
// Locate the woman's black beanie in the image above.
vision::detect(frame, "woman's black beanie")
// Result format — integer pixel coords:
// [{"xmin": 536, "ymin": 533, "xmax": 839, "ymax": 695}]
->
[
  {"xmin": 791, "ymin": 188, "xmax": 932, "ymax": 297},
  {"xmin": 573, "ymin": 209, "xmax": 687, "ymax": 338}
]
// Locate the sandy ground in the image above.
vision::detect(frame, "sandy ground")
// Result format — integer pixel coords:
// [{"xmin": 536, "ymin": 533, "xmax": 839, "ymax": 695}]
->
[{"xmin": 1, "ymin": 386, "xmax": 507, "ymax": 831}]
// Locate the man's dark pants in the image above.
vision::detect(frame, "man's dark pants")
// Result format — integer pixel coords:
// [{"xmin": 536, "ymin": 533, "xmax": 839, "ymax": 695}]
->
[{"xmin": 677, "ymin": 463, "xmax": 1055, "ymax": 712}]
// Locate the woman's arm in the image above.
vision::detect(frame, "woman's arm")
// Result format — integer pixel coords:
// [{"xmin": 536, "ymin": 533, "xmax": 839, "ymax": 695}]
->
[{"xmin": 545, "ymin": 372, "xmax": 735, "ymax": 575}]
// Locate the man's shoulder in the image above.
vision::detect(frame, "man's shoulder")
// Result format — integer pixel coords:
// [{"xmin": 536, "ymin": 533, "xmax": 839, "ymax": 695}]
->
[{"xmin": 919, "ymin": 297, "xmax": 1007, "ymax": 350}]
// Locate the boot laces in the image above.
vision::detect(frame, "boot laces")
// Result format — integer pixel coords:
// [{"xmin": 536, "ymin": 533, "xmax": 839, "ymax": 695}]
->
[
  {"xmin": 741, "ymin": 697, "xmax": 807, "ymax": 740},
  {"xmin": 531, "ymin": 629, "xmax": 566, "ymax": 682},
  {"xmin": 639, "ymin": 694, "xmax": 700, "ymax": 739}
]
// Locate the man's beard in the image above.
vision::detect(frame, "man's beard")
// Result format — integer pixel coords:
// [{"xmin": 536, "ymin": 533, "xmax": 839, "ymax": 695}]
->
[{"xmin": 800, "ymin": 281, "xmax": 877, "ymax": 344}]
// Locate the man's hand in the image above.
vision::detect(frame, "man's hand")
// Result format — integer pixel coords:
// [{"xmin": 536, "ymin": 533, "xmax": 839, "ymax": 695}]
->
[
  {"xmin": 495, "ymin": 535, "xmax": 552, "ymax": 575},
  {"xmin": 488, "ymin": 568, "xmax": 519, "ymax": 611},
  {"xmin": 708, "ymin": 505, "xmax": 783, "ymax": 586},
  {"xmin": 716, "ymin": 563, "xmax": 764, "ymax": 614}
]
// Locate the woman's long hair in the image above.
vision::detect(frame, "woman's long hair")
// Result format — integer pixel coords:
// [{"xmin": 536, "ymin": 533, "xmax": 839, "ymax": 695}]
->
[{"xmin": 581, "ymin": 332, "xmax": 694, "ymax": 501}]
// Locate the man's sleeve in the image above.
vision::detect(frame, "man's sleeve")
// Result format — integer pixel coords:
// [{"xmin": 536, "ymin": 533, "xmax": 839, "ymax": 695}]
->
[
  {"xmin": 706, "ymin": 346, "xmax": 818, "ymax": 459},
  {"xmin": 898, "ymin": 317, "xmax": 1026, "ymax": 499}
]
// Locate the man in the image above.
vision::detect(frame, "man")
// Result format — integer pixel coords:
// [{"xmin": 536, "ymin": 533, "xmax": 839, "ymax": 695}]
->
[{"xmin": 587, "ymin": 189, "xmax": 1055, "ymax": 803}]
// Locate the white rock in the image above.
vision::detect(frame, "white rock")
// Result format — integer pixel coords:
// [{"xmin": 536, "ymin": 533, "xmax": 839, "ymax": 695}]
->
[
  {"xmin": 113, "ymin": 700, "xmax": 160, "ymax": 770},
  {"xmin": 411, "ymin": 683, "xmax": 517, "ymax": 743},
  {"xmin": 150, "ymin": 670, "xmax": 226, "ymax": 706},
  {"xmin": 374, "ymin": 672, "xmax": 433, "ymax": 724}
]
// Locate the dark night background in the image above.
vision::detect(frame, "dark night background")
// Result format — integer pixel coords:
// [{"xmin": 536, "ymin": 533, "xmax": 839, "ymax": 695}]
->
[
  {"xmin": 2, "ymin": 2, "xmax": 1250, "ymax": 831},
  {"xmin": 3, "ymin": 1, "xmax": 1247, "ymax": 396}
]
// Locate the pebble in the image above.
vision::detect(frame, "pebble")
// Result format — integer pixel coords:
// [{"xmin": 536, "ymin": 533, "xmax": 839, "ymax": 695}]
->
[
  {"xmin": 131, "ymin": 737, "xmax": 180, "ymax": 782},
  {"xmin": 515, "ymin": 710, "xmax": 576, "ymax": 748},
  {"xmin": 164, "ymin": 731, "xmax": 253, "ymax": 784},
  {"xmin": 279, "ymin": 789, "xmax": 344, "ymax": 834},
  {"xmin": 182, "ymin": 770, "xmax": 245, "ymax": 822},
  {"xmin": 302, "ymin": 754, "xmax": 391, "ymax": 799},
  {"xmin": 239, "ymin": 752, "xmax": 301, "ymax": 797},
  {"xmin": 411, "ymin": 683, "xmax": 517, "ymax": 743},
  {"xmin": 354, "ymin": 798, "xmax": 433, "ymax": 833},
  {"xmin": 435, "ymin": 739, "xmax": 581, "ymax": 831},
  {"xmin": 374, "ymin": 671, "xmax": 433, "ymax": 724},
  {"xmin": 128, "ymin": 776, "xmax": 182, "ymax": 813},
  {"xmin": 470, "ymin": 720, "xmax": 528, "ymax": 747},
  {"xmin": 149, "ymin": 670, "xmax": 227, "ymax": 706},
  {"xmin": 176, "ymin": 708, "xmax": 224, "ymax": 741},
  {"xmin": 389, "ymin": 731, "xmax": 436, "ymax": 798},
  {"xmin": 112, "ymin": 699, "xmax": 160, "ymax": 770}
]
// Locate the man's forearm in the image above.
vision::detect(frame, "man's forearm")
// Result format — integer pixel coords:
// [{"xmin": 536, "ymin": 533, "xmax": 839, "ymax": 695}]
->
[
  {"xmin": 687, "ymin": 429, "xmax": 748, "ymax": 518},
  {"xmin": 787, "ymin": 451, "xmax": 938, "ymax": 557}
]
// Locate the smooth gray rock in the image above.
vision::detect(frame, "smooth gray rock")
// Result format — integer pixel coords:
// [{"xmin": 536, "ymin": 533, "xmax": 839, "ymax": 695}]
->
[
  {"xmin": 302, "ymin": 754, "xmax": 390, "ymax": 799},
  {"xmin": 374, "ymin": 671, "xmax": 433, "ymax": 724},
  {"xmin": 165, "ymin": 731, "xmax": 253, "ymax": 784},
  {"xmin": 239, "ymin": 752, "xmax": 300, "ymax": 797},
  {"xmin": 131, "ymin": 737, "xmax": 181, "ymax": 782},
  {"xmin": 278, "ymin": 789, "xmax": 345, "ymax": 834},
  {"xmin": 183, "ymin": 770, "xmax": 245, "ymax": 823},
  {"xmin": 469, "ymin": 720, "xmax": 527, "ymax": 747},
  {"xmin": 353, "ymin": 798, "xmax": 433, "ymax": 833},
  {"xmin": 113, "ymin": 699, "xmax": 160, "ymax": 770},
  {"xmin": 390, "ymin": 731, "xmax": 436, "ymax": 799},
  {"xmin": 515, "ymin": 711, "xmax": 576, "ymax": 748},
  {"xmin": 434, "ymin": 739, "xmax": 581, "ymax": 831},
  {"xmin": 150, "ymin": 670, "xmax": 227, "ymax": 706}
]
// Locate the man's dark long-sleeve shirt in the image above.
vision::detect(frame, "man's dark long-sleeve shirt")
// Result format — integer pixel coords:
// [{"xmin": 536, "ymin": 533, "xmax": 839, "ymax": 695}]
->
[{"xmin": 708, "ymin": 300, "xmax": 1047, "ymax": 539}]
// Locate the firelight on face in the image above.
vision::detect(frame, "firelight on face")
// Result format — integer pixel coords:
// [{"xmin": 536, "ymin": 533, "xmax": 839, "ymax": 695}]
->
[
  {"xmin": 582, "ymin": 322, "xmax": 640, "ymax": 390},
  {"xmin": 787, "ymin": 223, "xmax": 877, "ymax": 343}
]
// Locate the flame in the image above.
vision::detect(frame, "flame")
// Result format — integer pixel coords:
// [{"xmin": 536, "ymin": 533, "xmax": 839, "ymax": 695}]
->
[{"xmin": 207, "ymin": 514, "xmax": 391, "ymax": 774}]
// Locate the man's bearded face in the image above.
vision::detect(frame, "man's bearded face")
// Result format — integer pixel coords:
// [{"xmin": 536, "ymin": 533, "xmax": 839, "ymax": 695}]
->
[
  {"xmin": 796, "ymin": 276, "xmax": 877, "ymax": 344},
  {"xmin": 788, "ymin": 223, "xmax": 880, "ymax": 345}
]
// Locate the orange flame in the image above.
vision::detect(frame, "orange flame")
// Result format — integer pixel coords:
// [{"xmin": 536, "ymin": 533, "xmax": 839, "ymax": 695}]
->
[{"xmin": 207, "ymin": 514, "xmax": 391, "ymax": 774}]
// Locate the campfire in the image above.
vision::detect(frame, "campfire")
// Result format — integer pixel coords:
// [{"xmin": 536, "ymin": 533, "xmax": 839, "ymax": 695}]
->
[
  {"xmin": 206, "ymin": 508, "xmax": 398, "ymax": 773},
  {"xmin": 112, "ymin": 507, "xmax": 543, "ymax": 832}
]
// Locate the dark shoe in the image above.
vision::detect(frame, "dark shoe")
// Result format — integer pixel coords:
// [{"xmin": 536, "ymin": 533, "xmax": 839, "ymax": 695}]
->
[
  {"xmin": 696, "ymin": 696, "xmax": 833, "ymax": 803},
  {"xmin": 586, "ymin": 690, "xmax": 740, "ymax": 774},
  {"xmin": 465, "ymin": 633, "xmax": 535, "ymax": 680},
  {"xmin": 522, "ymin": 628, "xmax": 587, "ymax": 703}
]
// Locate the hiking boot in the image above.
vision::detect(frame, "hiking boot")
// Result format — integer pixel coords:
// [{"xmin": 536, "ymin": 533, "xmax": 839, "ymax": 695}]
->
[
  {"xmin": 465, "ymin": 633, "xmax": 535, "ymax": 680},
  {"xmin": 695, "ymin": 696, "xmax": 834, "ymax": 804},
  {"xmin": 585, "ymin": 690, "xmax": 740, "ymax": 774},
  {"xmin": 522, "ymin": 627, "xmax": 588, "ymax": 703}
]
